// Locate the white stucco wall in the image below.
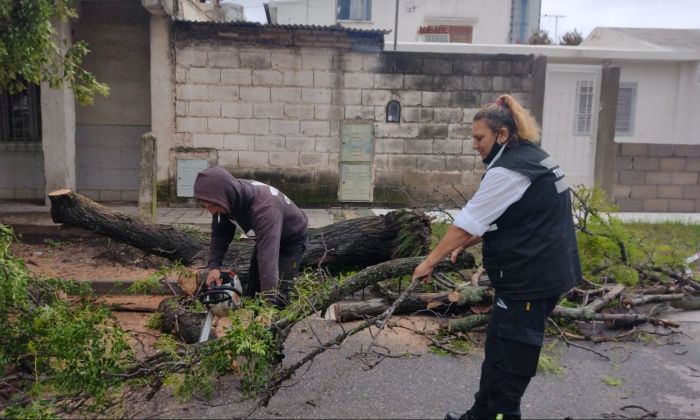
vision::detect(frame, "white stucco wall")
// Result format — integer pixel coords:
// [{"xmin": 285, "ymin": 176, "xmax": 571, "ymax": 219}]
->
[
  {"xmin": 617, "ymin": 61, "xmax": 700, "ymax": 145},
  {"xmin": 270, "ymin": 0, "xmax": 511, "ymax": 44}
]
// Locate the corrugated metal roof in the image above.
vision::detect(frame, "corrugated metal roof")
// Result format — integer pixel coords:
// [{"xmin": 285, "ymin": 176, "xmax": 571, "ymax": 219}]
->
[{"xmin": 178, "ymin": 19, "xmax": 391, "ymax": 35}]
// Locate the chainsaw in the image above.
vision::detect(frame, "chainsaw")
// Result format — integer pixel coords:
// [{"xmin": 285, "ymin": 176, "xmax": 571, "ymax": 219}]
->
[{"xmin": 198, "ymin": 270, "xmax": 243, "ymax": 343}]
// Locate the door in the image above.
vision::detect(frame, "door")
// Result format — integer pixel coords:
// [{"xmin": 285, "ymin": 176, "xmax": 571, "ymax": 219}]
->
[{"xmin": 542, "ymin": 64, "xmax": 602, "ymax": 188}]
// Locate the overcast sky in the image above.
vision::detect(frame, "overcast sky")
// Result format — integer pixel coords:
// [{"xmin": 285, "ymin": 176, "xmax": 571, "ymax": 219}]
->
[{"xmin": 231, "ymin": 0, "xmax": 700, "ymax": 42}]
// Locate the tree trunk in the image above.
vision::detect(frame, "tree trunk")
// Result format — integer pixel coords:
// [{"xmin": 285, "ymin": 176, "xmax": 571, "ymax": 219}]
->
[{"xmin": 48, "ymin": 189, "xmax": 432, "ymax": 283}]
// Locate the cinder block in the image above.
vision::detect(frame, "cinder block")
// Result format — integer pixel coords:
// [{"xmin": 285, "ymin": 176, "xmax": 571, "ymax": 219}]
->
[
  {"xmin": 208, "ymin": 86, "xmax": 239, "ymax": 102},
  {"xmin": 375, "ymin": 138, "xmax": 405, "ymax": 154},
  {"xmin": 218, "ymin": 151, "xmax": 239, "ymax": 166},
  {"xmin": 632, "ymin": 157, "xmax": 659, "ymax": 170},
  {"xmin": 683, "ymin": 185, "xmax": 700, "ymax": 199},
  {"xmin": 239, "ymin": 119, "xmax": 270, "ymax": 135},
  {"xmin": 269, "ymin": 152, "xmax": 299, "ymax": 167},
  {"xmin": 283, "ymin": 70, "xmax": 314, "ymax": 87},
  {"xmin": 269, "ymin": 119, "xmax": 300, "ymax": 135},
  {"xmin": 462, "ymin": 108, "xmax": 480, "ymax": 123},
  {"xmin": 176, "ymin": 66, "xmax": 187, "ymax": 83},
  {"xmin": 397, "ymin": 90, "xmax": 422, "ymax": 106},
  {"xmin": 271, "ymin": 53, "xmax": 303, "ymax": 70},
  {"xmin": 446, "ymin": 155, "xmax": 476, "ymax": 171},
  {"xmin": 271, "ymin": 87, "xmax": 302, "ymax": 103},
  {"xmin": 315, "ymin": 137, "xmax": 339, "ymax": 152},
  {"xmin": 646, "ymin": 171, "xmax": 672, "ymax": 185},
  {"xmin": 418, "ymin": 124, "xmax": 448, "ymax": 139},
  {"xmin": 302, "ymin": 54, "xmax": 333, "ymax": 70},
  {"xmin": 362, "ymin": 89, "xmax": 392, "ymax": 106},
  {"xmin": 300, "ymin": 152, "xmax": 330, "ymax": 167},
  {"xmin": 314, "ymin": 105, "xmax": 344, "ymax": 120},
  {"xmin": 302, "ymin": 88, "xmax": 332, "ymax": 104},
  {"xmin": 222, "ymin": 103, "xmax": 253, "ymax": 118},
  {"xmin": 255, "ymin": 136, "xmax": 286, "ymax": 152},
  {"xmin": 434, "ymin": 139, "xmax": 464, "ymax": 154},
  {"xmin": 208, "ymin": 118, "xmax": 239, "ymax": 133},
  {"xmin": 668, "ymin": 199, "xmax": 696, "ymax": 212},
  {"xmin": 189, "ymin": 101, "xmax": 220, "ymax": 117},
  {"xmin": 208, "ymin": 51, "xmax": 240, "ymax": 68},
  {"xmin": 618, "ymin": 170, "xmax": 647, "ymax": 185},
  {"xmin": 453, "ymin": 59, "xmax": 482, "ymax": 75},
  {"xmin": 463, "ymin": 76, "xmax": 492, "ymax": 91},
  {"xmin": 659, "ymin": 157, "xmax": 686, "ymax": 171},
  {"xmin": 252, "ymin": 70, "xmax": 283, "ymax": 86},
  {"xmin": 333, "ymin": 54, "xmax": 364, "ymax": 71},
  {"xmin": 423, "ymin": 58, "xmax": 452, "ymax": 74},
  {"xmin": 177, "ymin": 84, "xmax": 208, "ymax": 100},
  {"xmin": 657, "ymin": 185, "xmax": 683, "ymax": 199},
  {"xmin": 344, "ymin": 73, "xmax": 374, "ymax": 89},
  {"xmin": 648, "ymin": 144, "xmax": 674, "ymax": 157},
  {"xmin": 221, "ymin": 69, "xmax": 252, "ymax": 85},
  {"xmin": 614, "ymin": 157, "xmax": 634, "ymax": 171},
  {"xmin": 240, "ymin": 87, "xmax": 271, "ymax": 103},
  {"xmin": 253, "ymin": 103, "xmax": 284, "ymax": 119},
  {"xmin": 615, "ymin": 198, "xmax": 643, "ymax": 212},
  {"xmin": 177, "ymin": 117, "xmax": 207, "ymax": 133},
  {"xmin": 448, "ymin": 124, "xmax": 471, "ymax": 139},
  {"xmin": 240, "ymin": 52, "xmax": 271, "ymax": 69},
  {"xmin": 375, "ymin": 169, "xmax": 403, "ymax": 185},
  {"xmin": 374, "ymin": 74, "xmax": 403, "ymax": 89},
  {"xmin": 674, "ymin": 144, "xmax": 700, "ymax": 157},
  {"xmin": 422, "ymin": 92, "xmax": 451, "ymax": 107},
  {"xmin": 373, "ymin": 154, "xmax": 388, "ymax": 169},
  {"xmin": 643, "ymin": 199, "xmax": 669, "ymax": 212},
  {"xmin": 238, "ymin": 151, "xmax": 269, "ymax": 167},
  {"xmin": 434, "ymin": 108, "xmax": 463, "ymax": 123},
  {"xmin": 484, "ymin": 60, "xmax": 512, "ymax": 76},
  {"xmin": 223, "ymin": 135, "xmax": 255, "ymax": 151},
  {"xmin": 178, "ymin": 48, "xmax": 207, "ymax": 66},
  {"xmin": 630, "ymin": 185, "xmax": 657, "ymax": 199},
  {"xmin": 493, "ymin": 76, "xmax": 522, "ymax": 91},
  {"xmin": 332, "ymin": 89, "xmax": 362, "ymax": 105},
  {"xmin": 374, "ymin": 123, "xmax": 419, "ymax": 139},
  {"xmin": 192, "ymin": 134, "xmax": 224, "ymax": 149},
  {"xmin": 363, "ymin": 55, "xmax": 380, "ymax": 72},
  {"xmin": 286, "ymin": 137, "xmax": 316, "ymax": 152},
  {"xmin": 405, "ymin": 170, "xmax": 462, "ymax": 186},
  {"xmin": 671, "ymin": 171, "xmax": 698, "ymax": 185},
  {"xmin": 434, "ymin": 75, "xmax": 462, "ymax": 91},
  {"xmin": 417, "ymin": 155, "xmax": 446, "ymax": 171},
  {"xmin": 452, "ymin": 92, "xmax": 480, "ymax": 107},
  {"xmin": 620, "ymin": 143, "xmax": 648, "ymax": 157},
  {"xmin": 345, "ymin": 105, "xmax": 375, "ymax": 120},
  {"xmin": 404, "ymin": 75, "xmax": 434, "ymax": 90},
  {"xmin": 686, "ymin": 158, "xmax": 700, "ymax": 171},
  {"xmin": 405, "ymin": 139, "xmax": 433, "ymax": 153},
  {"xmin": 301, "ymin": 121, "xmax": 330, "ymax": 136},
  {"xmin": 188, "ymin": 68, "xmax": 220, "ymax": 84},
  {"xmin": 314, "ymin": 71, "xmax": 343, "ymax": 88},
  {"xmin": 285, "ymin": 104, "xmax": 315, "ymax": 119},
  {"xmin": 388, "ymin": 155, "xmax": 417, "ymax": 169},
  {"xmin": 612, "ymin": 184, "xmax": 631, "ymax": 198}
]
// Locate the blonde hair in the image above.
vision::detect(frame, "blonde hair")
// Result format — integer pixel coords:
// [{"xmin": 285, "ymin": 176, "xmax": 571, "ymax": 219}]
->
[{"xmin": 473, "ymin": 94, "xmax": 541, "ymax": 143}]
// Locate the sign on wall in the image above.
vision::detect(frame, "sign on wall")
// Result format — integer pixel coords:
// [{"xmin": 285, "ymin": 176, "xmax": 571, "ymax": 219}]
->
[
  {"xmin": 339, "ymin": 123, "xmax": 373, "ymax": 202},
  {"xmin": 177, "ymin": 159, "xmax": 209, "ymax": 197}
]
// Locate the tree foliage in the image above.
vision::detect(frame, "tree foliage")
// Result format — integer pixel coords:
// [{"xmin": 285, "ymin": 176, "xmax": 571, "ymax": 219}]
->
[
  {"xmin": 560, "ymin": 29, "xmax": 583, "ymax": 46},
  {"xmin": 528, "ymin": 29, "xmax": 552, "ymax": 45},
  {"xmin": 0, "ymin": 0, "xmax": 108, "ymax": 105}
]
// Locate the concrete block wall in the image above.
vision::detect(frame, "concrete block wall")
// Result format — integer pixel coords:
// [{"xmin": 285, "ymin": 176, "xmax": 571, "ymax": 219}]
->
[
  {"xmin": 613, "ymin": 143, "xmax": 700, "ymax": 212},
  {"xmin": 173, "ymin": 23, "xmax": 537, "ymax": 205},
  {"xmin": 0, "ymin": 145, "xmax": 45, "ymax": 201}
]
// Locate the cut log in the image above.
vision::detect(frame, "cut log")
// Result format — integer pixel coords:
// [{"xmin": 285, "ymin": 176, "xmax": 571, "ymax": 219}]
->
[
  {"xmin": 448, "ymin": 314, "xmax": 491, "ymax": 333},
  {"xmin": 49, "ymin": 189, "xmax": 432, "ymax": 283}
]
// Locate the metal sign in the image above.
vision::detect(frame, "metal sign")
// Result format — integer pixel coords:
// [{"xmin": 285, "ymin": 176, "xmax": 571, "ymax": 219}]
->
[
  {"xmin": 177, "ymin": 159, "xmax": 209, "ymax": 197},
  {"xmin": 340, "ymin": 122, "xmax": 373, "ymax": 202}
]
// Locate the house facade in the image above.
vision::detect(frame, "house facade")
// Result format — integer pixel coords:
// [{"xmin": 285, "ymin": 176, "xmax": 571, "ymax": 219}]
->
[{"xmin": 267, "ymin": 0, "xmax": 541, "ymax": 45}]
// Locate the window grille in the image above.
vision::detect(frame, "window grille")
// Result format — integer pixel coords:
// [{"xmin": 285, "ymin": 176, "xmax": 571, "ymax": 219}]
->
[
  {"xmin": 574, "ymin": 80, "xmax": 594, "ymax": 136},
  {"xmin": 0, "ymin": 84, "xmax": 41, "ymax": 143},
  {"xmin": 337, "ymin": 0, "xmax": 371, "ymax": 21},
  {"xmin": 615, "ymin": 82, "xmax": 637, "ymax": 136}
]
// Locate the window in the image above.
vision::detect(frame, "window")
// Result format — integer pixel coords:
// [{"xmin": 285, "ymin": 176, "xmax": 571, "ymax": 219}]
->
[
  {"xmin": 337, "ymin": 0, "xmax": 371, "ymax": 21},
  {"xmin": 0, "ymin": 84, "xmax": 42, "ymax": 143},
  {"xmin": 574, "ymin": 80, "xmax": 594, "ymax": 136},
  {"xmin": 386, "ymin": 100, "xmax": 401, "ymax": 122},
  {"xmin": 615, "ymin": 82, "xmax": 637, "ymax": 136}
]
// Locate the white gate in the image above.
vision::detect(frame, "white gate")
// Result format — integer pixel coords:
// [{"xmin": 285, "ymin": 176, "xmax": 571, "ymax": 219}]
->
[{"xmin": 541, "ymin": 64, "xmax": 602, "ymax": 188}]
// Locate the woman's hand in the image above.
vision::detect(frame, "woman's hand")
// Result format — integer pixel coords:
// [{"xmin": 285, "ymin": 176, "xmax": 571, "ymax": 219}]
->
[
  {"xmin": 412, "ymin": 259, "xmax": 435, "ymax": 284},
  {"xmin": 206, "ymin": 269, "xmax": 222, "ymax": 289}
]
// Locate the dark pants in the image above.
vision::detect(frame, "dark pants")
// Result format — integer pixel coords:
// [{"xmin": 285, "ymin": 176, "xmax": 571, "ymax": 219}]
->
[
  {"xmin": 247, "ymin": 232, "xmax": 308, "ymax": 305},
  {"xmin": 467, "ymin": 294, "xmax": 559, "ymax": 419}
]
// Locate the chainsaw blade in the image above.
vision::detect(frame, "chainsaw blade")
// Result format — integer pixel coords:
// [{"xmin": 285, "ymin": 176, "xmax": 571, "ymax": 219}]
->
[{"xmin": 199, "ymin": 310, "xmax": 215, "ymax": 343}]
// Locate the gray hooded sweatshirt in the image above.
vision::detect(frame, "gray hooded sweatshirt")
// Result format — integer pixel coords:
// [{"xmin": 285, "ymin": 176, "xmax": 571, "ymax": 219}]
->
[{"xmin": 193, "ymin": 166, "xmax": 308, "ymax": 292}]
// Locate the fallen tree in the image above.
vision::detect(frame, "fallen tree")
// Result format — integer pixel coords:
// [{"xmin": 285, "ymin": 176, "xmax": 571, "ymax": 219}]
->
[{"xmin": 48, "ymin": 189, "xmax": 431, "ymax": 283}]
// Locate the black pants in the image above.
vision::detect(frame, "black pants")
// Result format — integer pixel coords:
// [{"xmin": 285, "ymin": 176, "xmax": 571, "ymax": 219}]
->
[
  {"xmin": 468, "ymin": 294, "xmax": 559, "ymax": 419},
  {"xmin": 247, "ymin": 232, "xmax": 308, "ymax": 304}
]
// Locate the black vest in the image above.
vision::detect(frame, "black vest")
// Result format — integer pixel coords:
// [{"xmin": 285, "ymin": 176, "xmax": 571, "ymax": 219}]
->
[{"xmin": 481, "ymin": 141, "xmax": 582, "ymax": 299}]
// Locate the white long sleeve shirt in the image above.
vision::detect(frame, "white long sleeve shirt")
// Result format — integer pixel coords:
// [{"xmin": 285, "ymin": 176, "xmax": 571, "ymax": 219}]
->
[{"xmin": 453, "ymin": 167, "xmax": 531, "ymax": 237}]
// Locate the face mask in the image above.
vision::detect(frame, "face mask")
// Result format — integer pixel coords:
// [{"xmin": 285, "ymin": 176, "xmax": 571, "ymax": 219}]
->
[{"xmin": 482, "ymin": 134, "xmax": 504, "ymax": 165}]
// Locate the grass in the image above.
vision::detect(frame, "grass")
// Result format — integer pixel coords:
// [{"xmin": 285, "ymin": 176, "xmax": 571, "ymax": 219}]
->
[
  {"xmin": 623, "ymin": 222, "xmax": 700, "ymax": 259},
  {"xmin": 537, "ymin": 341, "xmax": 565, "ymax": 375},
  {"xmin": 602, "ymin": 375, "xmax": 623, "ymax": 387}
]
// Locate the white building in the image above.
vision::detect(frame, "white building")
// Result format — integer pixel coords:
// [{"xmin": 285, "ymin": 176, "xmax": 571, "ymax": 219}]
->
[{"xmin": 266, "ymin": 0, "xmax": 541, "ymax": 45}]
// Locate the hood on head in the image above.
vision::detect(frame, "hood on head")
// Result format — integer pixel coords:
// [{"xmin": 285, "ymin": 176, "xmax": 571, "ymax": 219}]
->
[{"xmin": 193, "ymin": 166, "xmax": 235, "ymax": 214}]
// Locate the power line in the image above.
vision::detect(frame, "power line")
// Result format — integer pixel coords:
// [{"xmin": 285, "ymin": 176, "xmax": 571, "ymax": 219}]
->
[{"xmin": 542, "ymin": 14, "xmax": 566, "ymax": 41}]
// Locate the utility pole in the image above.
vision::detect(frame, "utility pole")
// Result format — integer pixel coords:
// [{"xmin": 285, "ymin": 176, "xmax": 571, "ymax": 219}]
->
[
  {"xmin": 393, "ymin": 0, "xmax": 399, "ymax": 51},
  {"xmin": 542, "ymin": 13, "xmax": 565, "ymax": 42}
]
